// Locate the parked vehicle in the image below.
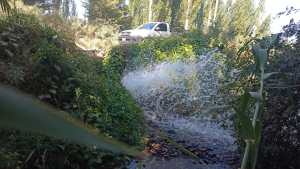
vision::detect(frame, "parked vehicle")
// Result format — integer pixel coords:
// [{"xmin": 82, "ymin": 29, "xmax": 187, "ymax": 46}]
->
[{"xmin": 119, "ymin": 22, "xmax": 171, "ymax": 43}]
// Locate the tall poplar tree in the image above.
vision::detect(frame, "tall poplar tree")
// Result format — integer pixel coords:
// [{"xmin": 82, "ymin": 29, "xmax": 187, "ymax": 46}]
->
[
  {"xmin": 184, "ymin": 0, "xmax": 193, "ymax": 30},
  {"xmin": 148, "ymin": 0, "xmax": 153, "ymax": 22}
]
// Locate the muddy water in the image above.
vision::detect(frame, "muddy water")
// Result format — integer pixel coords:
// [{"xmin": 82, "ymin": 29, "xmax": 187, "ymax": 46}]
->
[{"xmin": 122, "ymin": 52, "xmax": 240, "ymax": 169}]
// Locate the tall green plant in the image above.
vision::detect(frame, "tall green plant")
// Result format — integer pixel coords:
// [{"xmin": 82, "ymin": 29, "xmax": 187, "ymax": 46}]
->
[
  {"xmin": 0, "ymin": 85, "xmax": 143, "ymax": 158},
  {"xmin": 235, "ymin": 37, "xmax": 277, "ymax": 169}
]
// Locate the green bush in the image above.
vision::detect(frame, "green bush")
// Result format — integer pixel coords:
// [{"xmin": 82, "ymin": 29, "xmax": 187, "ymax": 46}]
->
[
  {"xmin": 123, "ymin": 32, "xmax": 208, "ymax": 69},
  {"xmin": 0, "ymin": 12, "xmax": 144, "ymax": 145}
]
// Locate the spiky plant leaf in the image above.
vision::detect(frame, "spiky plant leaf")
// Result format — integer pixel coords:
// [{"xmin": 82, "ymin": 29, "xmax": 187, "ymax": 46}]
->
[{"xmin": 0, "ymin": 85, "xmax": 143, "ymax": 157}]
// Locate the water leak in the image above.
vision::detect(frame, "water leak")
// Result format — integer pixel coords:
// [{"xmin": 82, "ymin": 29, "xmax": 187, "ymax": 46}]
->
[{"xmin": 122, "ymin": 51, "xmax": 239, "ymax": 169}]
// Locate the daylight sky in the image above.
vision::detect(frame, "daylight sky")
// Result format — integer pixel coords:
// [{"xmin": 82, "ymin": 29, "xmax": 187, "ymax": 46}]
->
[
  {"xmin": 265, "ymin": 0, "xmax": 300, "ymax": 33},
  {"xmin": 75, "ymin": 0, "xmax": 300, "ymax": 33}
]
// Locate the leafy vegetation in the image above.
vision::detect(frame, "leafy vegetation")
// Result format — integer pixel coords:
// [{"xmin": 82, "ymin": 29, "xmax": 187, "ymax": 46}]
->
[
  {"xmin": 0, "ymin": 85, "xmax": 142, "ymax": 157},
  {"xmin": 234, "ymin": 37, "xmax": 277, "ymax": 169},
  {"xmin": 256, "ymin": 20, "xmax": 300, "ymax": 169},
  {"xmin": 0, "ymin": 129, "xmax": 131, "ymax": 169},
  {"xmin": 0, "ymin": 11, "xmax": 144, "ymax": 168},
  {"xmin": 122, "ymin": 32, "xmax": 208, "ymax": 69},
  {"xmin": 0, "ymin": 12, "xmax": 144, "ymax": 144}
]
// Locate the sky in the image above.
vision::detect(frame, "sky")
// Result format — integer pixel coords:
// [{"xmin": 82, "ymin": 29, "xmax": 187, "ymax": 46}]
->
[
  {"xmin": 264, "ymin": 0, "xmax": 300, "ymax": 33},
  {"xmin": 75, "ymin": 0, "xmax": 300, "ymax": 33}
]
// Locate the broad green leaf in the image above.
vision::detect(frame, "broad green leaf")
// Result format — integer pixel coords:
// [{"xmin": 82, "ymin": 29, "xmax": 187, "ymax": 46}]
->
[{"xmin": 0, "ymin": 85, "xmax": 143, "ymax": 157}]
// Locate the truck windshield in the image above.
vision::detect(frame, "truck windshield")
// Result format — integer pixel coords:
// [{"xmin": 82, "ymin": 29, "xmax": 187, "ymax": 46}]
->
[{"xmin": 137, "ymin": 23, "xmax": 156, "ymax": 30}]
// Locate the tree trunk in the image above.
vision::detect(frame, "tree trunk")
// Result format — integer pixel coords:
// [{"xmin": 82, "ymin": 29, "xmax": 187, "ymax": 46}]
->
[
  {"xmin": 184, "ymin": 0, "xmax": 192, "ymax": 31},
  {"xmin": 148, "ymin": 0, "xmax": 153, "ymax": 22},
  {"xmin": 212, "ymin": 0, "xmax": 219, "ymax": 25},
  {"xmin": 206, "ymin": 0, "xmax": 212, "ymax": 29},
  {"xmin": 52, "ymin": 0, "xmax": 61, "ymax": 14}
]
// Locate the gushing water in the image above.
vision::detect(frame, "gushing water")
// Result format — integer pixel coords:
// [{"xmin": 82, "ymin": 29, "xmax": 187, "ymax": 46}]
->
[{"xmin": 122, "ymin": 51, "xmax": 239, "ymax": 169}]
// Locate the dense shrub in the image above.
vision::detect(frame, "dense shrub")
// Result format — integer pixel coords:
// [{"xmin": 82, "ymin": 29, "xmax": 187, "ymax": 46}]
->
[
  {"xmin": 0, "ymin": 12, "xmax": 144, "ymax": 168},
  {"xmin": 256, "ymin": 23, "xmax": 300, "ymax": 169},
  {"xmin": 124, "ymin": 32, "xmax": 208, "ymax": 70},
  {"xmin": 0, "ymin": 12, "xmax": 144, "ymax": 144}
]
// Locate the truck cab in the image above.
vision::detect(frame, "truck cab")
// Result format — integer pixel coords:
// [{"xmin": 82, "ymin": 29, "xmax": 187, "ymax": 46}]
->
[{"xmin": 119, "ymin": 22, "xmax": 171, "ymax": 43}]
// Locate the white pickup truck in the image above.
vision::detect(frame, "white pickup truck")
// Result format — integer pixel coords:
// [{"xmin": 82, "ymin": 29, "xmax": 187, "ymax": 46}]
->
[{"xmin": 119, "ymin": 22, "xmax": 171, "ymax": 43}]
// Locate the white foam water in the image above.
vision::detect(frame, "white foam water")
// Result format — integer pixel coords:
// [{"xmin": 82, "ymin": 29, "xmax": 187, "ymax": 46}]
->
[{"xmin": 122, "ymin": 51, "xmax": 239, "ymax": 169}]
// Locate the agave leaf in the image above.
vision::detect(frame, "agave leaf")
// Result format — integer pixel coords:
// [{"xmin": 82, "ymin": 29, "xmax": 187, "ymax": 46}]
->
[{"xmin": 0, "ymin": 85, "xmax": 143, "ymax": 157}]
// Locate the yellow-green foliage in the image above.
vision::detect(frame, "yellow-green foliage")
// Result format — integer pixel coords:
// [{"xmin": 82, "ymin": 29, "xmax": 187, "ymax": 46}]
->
[{"xmin": 124, "ymin": 32, "xmax": 208, "ymax": 69}]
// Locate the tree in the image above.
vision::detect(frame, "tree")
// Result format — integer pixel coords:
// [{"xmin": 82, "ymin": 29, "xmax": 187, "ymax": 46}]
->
[
  {"xmin": 127, "ymin": 0, "xmax": 269, "ymax": 35},
  {"xmin": 0, "ymin": 0, "xmax": 11, "ymax": 13},
  {"xmin": 129, "ymin": 0, "xmax": 148, "ymax": 26},
  {"xmin": 86, "ymin": 0, "xmax": 124, "ymax": 23},
  {"xmin": 206, "ymin": 0, "xmax": 212, "ymax": 31},
  {"xmin": 195, "ymin": 0, "xmax": 205, "ymax": 30},
  {"xmin": 184, "ymin": 0, "xmax": 192, "ymax": 30},
  {"xmin": 170, "ymin": 0, "xmax": 182, "ymax": 30},
  {"xmin": 212, "ymin": 0, "xmax": 219, "ymax": 25},
  {"xmin": 148, "ymin": 0, "xmax": 152, "ymax": 22},
  {"xmin": 256, "ymin": 15, "xmax": 271, "ymax": 37},
  {"xmin": 62, "ymin": 0, "xmax": 77, "ymax": 18},
  {"xmin": 156, "ymin": 0, "xmax": 169, "ymax": 21}
]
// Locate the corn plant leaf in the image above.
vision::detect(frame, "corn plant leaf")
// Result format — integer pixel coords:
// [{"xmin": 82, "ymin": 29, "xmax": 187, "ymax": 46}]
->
[
  {"xmin": 249, "ymin": 119, "xmax": 262, "ymax": 169},
  {"xmin": 234, "ymin": 92, "xmax": 254, "ymax": 140},
  {"xmin": 259, "ymin": 34, "xmax": 278, "ymax": 49},
  {"xmin": 263, "ymin": 72, "xmax": 278, "ymax": 80},
  {"xmin": 0, "ymin": 85, "xmax": 143, "ymax": 157},
  {"xmin": 252, "ymin": 44, "xmax": 267, "ymax": 71},
  {"xmin": 249, "ymin": 92, "xmax": 261, "ymax": 100}
]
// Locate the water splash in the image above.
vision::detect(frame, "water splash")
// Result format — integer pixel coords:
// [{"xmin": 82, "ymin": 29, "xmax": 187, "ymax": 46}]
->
[
  {"xmin": 122, "ymin": 51, "xmax": 239, "ymax": 168},
  {"xmin": 122, "ymin": 51, "xmax": 230, "ymax": 118}
]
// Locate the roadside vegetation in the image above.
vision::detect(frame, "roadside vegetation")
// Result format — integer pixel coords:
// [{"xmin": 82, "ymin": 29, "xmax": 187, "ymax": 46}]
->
[{"xmin": 0, "ymin": 11, "xmax": 144, "ymax": 168}]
